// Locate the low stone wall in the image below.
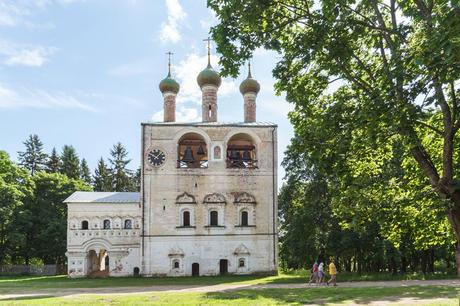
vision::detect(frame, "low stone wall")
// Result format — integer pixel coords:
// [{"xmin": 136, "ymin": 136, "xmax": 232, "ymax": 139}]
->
[{"xmin": 0, "ymin": 265, "xmax": 58, "ymax": 276}]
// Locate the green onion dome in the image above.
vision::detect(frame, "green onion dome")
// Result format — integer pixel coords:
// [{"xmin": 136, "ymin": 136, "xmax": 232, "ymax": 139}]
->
[
  {"xmin": 239, "ymin": 76, "xmax": 260, "ymax": 95},
  {"xmin": 159, "ymin": 75, "xmax": 180, "ymax": 94},
  {"xmin": 197, "ymin": 64, "xmax": 222, "ymax": 88}
]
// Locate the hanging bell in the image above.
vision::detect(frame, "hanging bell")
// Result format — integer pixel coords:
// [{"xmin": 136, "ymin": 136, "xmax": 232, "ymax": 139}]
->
[
  {"xmin": 197, "ymin": 145, "xmax": 205, "ymax": 155},
  {"xmin": 242, "ymin": 150, "xmax": 251, "ymax": 161},
  {"xmin": 230, "ymin": 150, "xmax": 241, "ymax": 160},
  {"xmin": 182, "ymin": 146, "xmax": 195, "ymax": 162}
]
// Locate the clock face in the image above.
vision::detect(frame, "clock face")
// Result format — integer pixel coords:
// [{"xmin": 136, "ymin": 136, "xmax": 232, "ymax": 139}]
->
[{"xmin": 147, "ymin": 149, "xmax": 166, "ymax": 167}]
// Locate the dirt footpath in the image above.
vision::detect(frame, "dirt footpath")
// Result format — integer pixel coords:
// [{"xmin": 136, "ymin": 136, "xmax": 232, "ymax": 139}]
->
[{"xmin": 0, "ymin": 279, "xmax": 459, "ymax": 301}]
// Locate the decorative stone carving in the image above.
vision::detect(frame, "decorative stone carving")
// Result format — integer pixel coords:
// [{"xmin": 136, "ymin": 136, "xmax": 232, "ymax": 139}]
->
[
  {"xmin": 168, "ymin": 245, "xmax": 185, "ymax": 257},
  {"xmin": 203, "ymin": 193, "xmax": 226, "ymax": 204},
  {"xmin": 233, "ymin": 244, "xmax": 250, "ymax": 255},
  {"xmin": 176, "ymin": 192, "xmax": 196, "ymax": 204},
  {"xmin": 233, "ymin": 192, "xmax": 256, "ymax": 204}
]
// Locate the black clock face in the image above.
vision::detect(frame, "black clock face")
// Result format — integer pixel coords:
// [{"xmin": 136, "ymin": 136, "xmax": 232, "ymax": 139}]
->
[{"xmin": 147, "ymin": 149, "xmax": 166, "ymax": 167}]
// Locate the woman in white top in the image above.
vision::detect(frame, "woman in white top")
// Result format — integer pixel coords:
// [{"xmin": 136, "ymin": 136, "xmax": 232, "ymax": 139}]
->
[{"xmin": 317, "ymin": 262, "xmax": 325, "ymax": 285}]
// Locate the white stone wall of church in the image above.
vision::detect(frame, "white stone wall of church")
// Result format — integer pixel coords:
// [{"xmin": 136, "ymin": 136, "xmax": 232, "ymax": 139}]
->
[{"xmin": 142, "ymin": 236, "xmax": 276, "ymax": 276}]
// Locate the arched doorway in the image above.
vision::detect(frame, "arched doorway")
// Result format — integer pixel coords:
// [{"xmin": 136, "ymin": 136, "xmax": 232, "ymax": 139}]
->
[
  {"xmin": 86, "ymin": 249, "xmax": 109, "ymax": 277},
  {"xmin": 192, "ymin": 263, "xmax": 199, "ymax": 276},
  {"xmin": 133, "ymin": 267, "xmax": 140, "ymax": 276},
  {"xmin": 219, "ymin": 259, "xmax": 228, "ymax": 275}
]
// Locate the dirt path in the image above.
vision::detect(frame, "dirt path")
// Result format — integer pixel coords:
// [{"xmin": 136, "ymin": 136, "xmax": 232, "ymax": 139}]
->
[{"xmin": 0, "ymin": 279, "xmax": 459, "ymax": 301}]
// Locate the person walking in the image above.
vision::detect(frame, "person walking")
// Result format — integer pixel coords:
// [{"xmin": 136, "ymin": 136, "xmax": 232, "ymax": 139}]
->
[
  {"xmin": 308, "ymin": 261, "xmax": 318, "ymax": 284},
  {"xmin": 327, "ymin": 260, "xmax": 337, "ymax": 286},
  {"xmin": 317, "ymin": 261, "xmax": 325, "ymax": 285}
]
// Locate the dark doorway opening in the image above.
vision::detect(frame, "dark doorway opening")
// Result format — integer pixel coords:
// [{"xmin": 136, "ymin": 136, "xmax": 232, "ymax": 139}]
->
[
  {"xmin": 192, "ymin": 263, "xmax": 199, "ymax": 276},
  {"xmin": 133, "ymin": 267, "xmax": 140, "ymax": 276},
  {"xmin": 219, "ymin": 259, "xmax": 228, "ymax": 275}
]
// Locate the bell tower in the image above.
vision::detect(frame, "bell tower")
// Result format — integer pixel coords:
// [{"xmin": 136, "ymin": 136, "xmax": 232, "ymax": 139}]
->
[
  {"xmin": 197, "ymin": 37, "xmax": 221, "ymax": 122},
  {"xmin": 159, "ymin": 51, "xmax": 179, "ymax": 122}
]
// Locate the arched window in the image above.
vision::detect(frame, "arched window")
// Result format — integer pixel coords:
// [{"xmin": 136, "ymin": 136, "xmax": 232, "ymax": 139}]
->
[
  {"xmin": 124, "ymin": 219, "xmax": 132, "ymax": 229},
  {"xmin": 239, "ymin": 258, "xmax": 245, "ymax": 267},
  {"xmin": 103, "ymin": 219, "xmax": 111, "ymax": 229},
  {"xmin": 241, "ymin": 211, "xmax": 249, "ymax": 226},
  {"xmin": 183, "ymin": 211, "xmax": 190, "ymax": 227},
  {"xmin": 210, "ymin": 211, "xmax": 218, "ymax": 226},
  {"xmin": 178, "ymin": 133, "xmax": 208, "ymax": 168},
  {"xmin": 172, "ymin": 259, "xmax": 180, "ymax": 269},
  {"xmin": 226, "ymin": 133, "xmax": 257, "ymax": 169},
  {"xmin": 81, "ymin": 220, "xmax": 88, "ymax": 230}
]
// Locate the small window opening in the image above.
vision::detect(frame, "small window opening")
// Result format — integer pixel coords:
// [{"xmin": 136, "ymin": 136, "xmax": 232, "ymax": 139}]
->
[
  {"xmin": 241, "ymin": 211, "xmax": 249, "ymax": 226},
  {"xmin": 124, "ymin": 219, "xmax": 132, "ymax": 229},
  {"xmin": 173, "ymin": 260, "xmax": 180, "ymax": 269},
  {"xmin": 183, "ymin": 211, "xmax": 191, "ymax": 227},
  {"xmin": 81, "ymin": 220, "xmax": 88, "ymax": 230},
  {"xmin": 103, "ymin": 219, "xmax": 111, "ymax": 229},
  {"xmin": 239, "ymin": 258, "xmax": 245, "ymax": 267},
  {"xmin": 210, "ymin": 211, "xmax": 218, "ymax": 226}
]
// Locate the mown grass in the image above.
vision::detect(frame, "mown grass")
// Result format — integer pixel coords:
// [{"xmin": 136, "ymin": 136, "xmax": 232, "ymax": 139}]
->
[
  {"xmin": 0, "ymin": 270, "xmax": 457, "ymax": 295},
  {"xmin": 1, "ymin": 285, "xmax": 459, "ymax": 305}
]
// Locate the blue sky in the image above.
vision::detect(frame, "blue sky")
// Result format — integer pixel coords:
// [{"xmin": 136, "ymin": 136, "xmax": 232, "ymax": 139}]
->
[{"xmin": 0, "ymin": 0, "xmax": 293, "ymax": 183}]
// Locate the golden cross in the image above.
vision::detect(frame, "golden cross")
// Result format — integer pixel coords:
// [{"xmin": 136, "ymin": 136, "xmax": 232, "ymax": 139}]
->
[
  {"xmin": 166, "ymin": 51, "xmax": 173, "ymax": 77},
  {"xmin": 203, "ymin": 37, "xmax": 212, "ymax": 66}
]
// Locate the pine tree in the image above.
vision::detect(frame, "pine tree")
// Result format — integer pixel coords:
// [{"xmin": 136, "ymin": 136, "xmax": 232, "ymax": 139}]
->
[
  {"xmin": 46, "ymin": 148, "xmax": 61, "ymax": 173},
  {"xmin": 109, "ymin": 142, "xmax": 133, "ymax": 192},
  {"xmin": 80, "ymin": 159, "xmax": 92, "ymax": 185},
  {"xmin": 134, "ymin": 167, "xmax": 141, "ymax": 192},
  {"xmin": 60, "ymin": 145, "xmax": 81, "ymax": 179},
  {"xmin": 93, "ymin": 158, "xmax": 112, "ymax": 191},
  {"xmin": 17, "ymin": 134, "xmax": 48, "ymax": 175}
]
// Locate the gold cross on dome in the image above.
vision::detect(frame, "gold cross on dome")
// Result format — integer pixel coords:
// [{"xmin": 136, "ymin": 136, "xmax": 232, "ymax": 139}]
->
[
  {"xmin": 166, "ymin": 51, "xmax": 173, "ymax": 77},
  {"xmin": 203, "ymin": 37, "xmax": 213, "ymax": 66}
]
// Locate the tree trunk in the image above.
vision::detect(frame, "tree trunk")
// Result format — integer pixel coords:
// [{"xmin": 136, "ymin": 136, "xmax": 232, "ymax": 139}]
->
[{"xmin": 447, "ymin": 207, "xmax": 460, "ymax": 277}]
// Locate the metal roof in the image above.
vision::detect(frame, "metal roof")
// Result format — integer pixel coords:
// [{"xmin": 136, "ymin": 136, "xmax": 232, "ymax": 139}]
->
[
  {"xmin": 141, "ymin": 121, "xmax": 277, "ymax": 127},
  {"xmin": 64, "ymin": 191, "xmax": 140, "ymax": 204}
]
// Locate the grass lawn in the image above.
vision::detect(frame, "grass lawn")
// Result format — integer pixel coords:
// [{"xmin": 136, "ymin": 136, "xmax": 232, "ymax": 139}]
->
[
  {"xmin": 0, "ymin": 270, "xmax": 457, "ymax": 294},
  {"xmin": 0, "ymin": 286, "xmax": 459, "ymax": 305}
]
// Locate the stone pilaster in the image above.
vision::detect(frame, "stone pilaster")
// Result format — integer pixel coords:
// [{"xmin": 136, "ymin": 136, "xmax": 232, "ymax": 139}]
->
[
  {"xmin": 201, "ymin": 85, "xmax": 218, "ymax": 122},
  {"xmin": 163, "ymin": 92, "xmax": 176, "ymax": 122},
  {"xmin": 243, "ymin": 92, "xmax": 257, "ymax": 123}
]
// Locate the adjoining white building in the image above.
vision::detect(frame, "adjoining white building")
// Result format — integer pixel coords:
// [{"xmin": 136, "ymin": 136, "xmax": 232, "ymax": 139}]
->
[{"xmin": 65, "ymin": 50, "xmax": 278, "ymax": 277}]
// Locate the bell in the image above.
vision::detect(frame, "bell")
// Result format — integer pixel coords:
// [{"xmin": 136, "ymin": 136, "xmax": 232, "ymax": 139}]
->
[
  {"xmin": 197, "ymin": 145, "xmax": 205, "ymax": 155},
  {"xmin": 242, "ymin": 150, "xmax": 251, "ymax": 161},
  {"xmin": 182, "ymin": 146, "xmax": 195, "ymax": 162},
  {"xmin": 230, "ymin": 150, "xmax": 241, "ymax": 160}
]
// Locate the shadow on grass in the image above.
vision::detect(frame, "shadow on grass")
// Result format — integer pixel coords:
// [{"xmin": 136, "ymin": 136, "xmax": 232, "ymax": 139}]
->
[{"xmin": 204, "ymin": 286, "xmax": 459, "ymax": 305}]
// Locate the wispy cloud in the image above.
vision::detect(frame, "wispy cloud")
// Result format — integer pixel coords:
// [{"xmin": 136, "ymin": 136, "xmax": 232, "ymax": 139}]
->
[
  {"xmin": 0, "ymin": 0, "xmax": 81, "ymax": 28},
  {"xmin": 152, "ymin": 105, "xmax": 200, "ymax": 122},
  {"xmin": 0, "ymin": 83, "xmax": 95, "ymax": 112},
  {"xmin": 174, "ymin": 53, "xmax": 236, "ymax": 104},
  {"xmin": 0, "ymin": 42, "xmax": 58, "ymax": 67},
  {"xmin": 159, "ymin": 0, "xmax": 186, "ymax": 44}
]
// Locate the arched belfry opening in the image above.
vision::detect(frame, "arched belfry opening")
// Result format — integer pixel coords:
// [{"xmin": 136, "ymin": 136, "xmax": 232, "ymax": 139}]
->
[
  {"xmin": 226, "ymin": 133, "xmax": 257, "ymax": 169},
  {"xmin": 178, "ymin": 133, "xmax": 208, "ymax": 168}
]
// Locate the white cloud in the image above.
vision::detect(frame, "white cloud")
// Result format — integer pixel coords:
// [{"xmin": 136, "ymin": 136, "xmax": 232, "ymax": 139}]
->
[
  {"xmin": 152, "ymin": 106, "xmax": 200, "ymax": 122},
  {"xmin": 0, "ymin": 0, "xmax": 81, "ymax": 28},
  {"xmin": 174, "ymin": 53, "xmax": 236, "ymax": 104},
  {"xmin": 0, "ymin": 83, "xmax": 95, "ymax": 111},
  {"xmin": 2, "ymin": 45, "xmax": 57, "ymax": 67},
  {"xmin": 159, "ymin": 0, "xmax": 187, "ymax": 44},
  {"xmin": 199, "ymin": 9, "xmax": 217, "ymax": 29}
]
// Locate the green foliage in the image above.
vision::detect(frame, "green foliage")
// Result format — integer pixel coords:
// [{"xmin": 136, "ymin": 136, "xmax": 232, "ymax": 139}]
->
[
  {"xmin": 60, "ymin": 145, "xmax": 81, "ymax": 180},
  {"xmin": 17, "ymin": 135, "xmax": 48, "ymax": 175},
  {"xmin": 46, "ymin": 148, "xmax": 61, "ymax": 174},
  {"xmin": 0, "ymin": 151, "xmax": 33, "ymax": 264},
  {"xmin": 80, "ymin": 159, "xmax": 92, "ymax": 185},
  {"xmin": 209, "ymin": 0, "xmax": 460, "ymax": 273},
  {"xmin": 93, "ymin": 158, "xmax": 113, "ymax": 192},
  {"xmin": 109, "ymin": 142, "xmax": 136, "ymax": 192}
]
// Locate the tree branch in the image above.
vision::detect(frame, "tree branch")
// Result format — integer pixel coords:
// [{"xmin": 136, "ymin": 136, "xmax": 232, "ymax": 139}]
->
[{"xmin": 415, "ymin": 120, "xmax": 443, "ymax": 135}]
